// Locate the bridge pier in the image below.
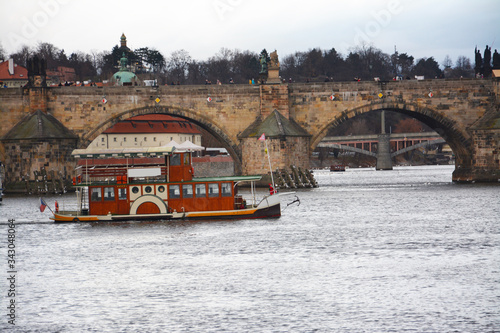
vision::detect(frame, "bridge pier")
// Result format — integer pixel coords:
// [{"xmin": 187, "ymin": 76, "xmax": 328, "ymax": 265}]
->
[
  {"xmin": 376, "ymin": 110, "xmax": 393, "ymax": 170},
  {"xmin": 376, "ymin": 134, "xmax": 393, "ymax": 170}
]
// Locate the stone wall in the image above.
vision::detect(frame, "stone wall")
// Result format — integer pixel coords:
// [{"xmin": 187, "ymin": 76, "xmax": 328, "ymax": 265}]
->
[
  {"xmin": 46, "ymin": 85, "xmax": 263, "ymax": 146},
  {"xmin": 468, "ymin": 129, "xmax": 500, "ymax": 182},
  {"xmin": 259, "ymin": 84, "xmax": 289, "ymax": 118},
  {"xmin": 240, "ymin": 136, "xmax": 310, "ymax": 175},
  {"xmin": 2, "ymin": 138, "xmax": 77, "ymax": 192}
]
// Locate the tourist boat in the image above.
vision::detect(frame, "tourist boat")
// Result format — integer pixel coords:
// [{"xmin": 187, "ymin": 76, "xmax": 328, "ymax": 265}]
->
[
  {"xmin": 50, "ymin": 144, "xmax": 289, "ymax": 222},
  {"xmin": 330, "ymin": 164, "xmax": 346, "ymax": 172}
]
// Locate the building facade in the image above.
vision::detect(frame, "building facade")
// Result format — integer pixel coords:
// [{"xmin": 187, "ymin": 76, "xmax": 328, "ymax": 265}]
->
[
  {"xmin": 0, "ymin": 59, "xmax": 28, "ymax": 88},
  {"xmin": 89, "ymin": 114, "xmax": 202, "ymax": 149}
]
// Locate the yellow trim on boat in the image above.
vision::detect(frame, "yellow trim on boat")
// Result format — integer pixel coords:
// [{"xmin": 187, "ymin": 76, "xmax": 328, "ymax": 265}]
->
[{"xmin": 186, "ymin": 208, "xmax": 258, "ymax": 218}]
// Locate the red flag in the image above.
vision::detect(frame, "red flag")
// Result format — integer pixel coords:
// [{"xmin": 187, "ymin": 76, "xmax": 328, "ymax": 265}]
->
[
  {"xmin": 40, "ymin": 198, "xmax": 47, "ymax": 212},
  {"xmin": 258, "ymin": 133, "xmax": 265, "ymax": 141}
]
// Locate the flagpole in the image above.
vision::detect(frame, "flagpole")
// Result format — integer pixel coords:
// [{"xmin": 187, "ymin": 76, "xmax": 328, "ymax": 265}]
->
[
  {"xmin": 264, "ymin": 138, "xmax": 274, "ymax": 189},
  {"xmin": 40, "ymin": 197, "xmax": 54, "ymax": 214}
]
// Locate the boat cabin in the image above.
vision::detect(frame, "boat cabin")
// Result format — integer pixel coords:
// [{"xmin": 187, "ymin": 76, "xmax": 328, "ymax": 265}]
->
[{"xmin": 71, "ymin": 145, "xmax": 254, "ymax": 217}]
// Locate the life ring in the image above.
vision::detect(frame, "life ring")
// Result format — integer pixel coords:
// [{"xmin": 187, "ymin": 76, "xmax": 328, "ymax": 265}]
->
[
  {"xmin": 73, "ymin": 217, "xmax": 80, "ymax": 222},
  {"xmin": 269, "ymin": 184, "xmax": 277, "ymax": 195}
]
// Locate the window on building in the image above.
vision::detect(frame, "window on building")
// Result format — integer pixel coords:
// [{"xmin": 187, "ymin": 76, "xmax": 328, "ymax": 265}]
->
[
  {"xmin": 104, "ymin": 187, "xmax": 115, "ymax": 201},
  {"xmin": 124, "ymin": 137, "xmax": 127, "ymax": 142},
  {"xmin": 101, "ymin": 137, "xmax": 105, "ymax": 142},
  {"xmin": 195, "ymin": 184, "xmax": 206, "ymax": 197},
  {"xmin": 183, "ymin": 184, "xmax": 193, "ymax": 198},
  {"xmin": 144, "ymin": 137, "xmax": 147, "ymax": 142},
  {"xmin": 169, "ymin": 185, "xmax": 180, "ymax": 199},
  {"xmin": 208, "ymin": 183, "xmax": 219, "ymax": 197},
  {"xmin": 221, "ymin": 183, "xmax": 232, "ymax": 197},
  {"xmin": 118, "ymin": 188, "xmax": 127, "ymax": 200},
  {"xmin": 91, "ymin": 187, "xmax": 102, "ymax": 202},
  {"xmin": 134, "ymin": 137, "xmax": 137, "ymax": 142},
  {"xmin": 113, "ymin": 137, "xmax": 117, "ymax": 142},
  {"xmin": 170, "ymin": 154, "xmax": 180, "ymax": 166}
]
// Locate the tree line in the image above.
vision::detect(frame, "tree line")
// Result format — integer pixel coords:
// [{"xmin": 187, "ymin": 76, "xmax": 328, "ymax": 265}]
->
[{"xmin": 1, "ymin": 41, "xmax": 498, "ymax": 85}]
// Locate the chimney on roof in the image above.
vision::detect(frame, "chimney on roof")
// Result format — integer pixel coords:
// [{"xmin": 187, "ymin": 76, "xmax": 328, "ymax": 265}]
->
[{"xmin": 8, "ymin": 59, "xmax": 14, "ymax": 75}]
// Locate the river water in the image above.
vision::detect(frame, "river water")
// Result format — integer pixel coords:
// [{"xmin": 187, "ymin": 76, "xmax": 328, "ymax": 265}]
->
[{"xmin": 0, "ymin": 165, "xmax": 499, "ymax": 332}]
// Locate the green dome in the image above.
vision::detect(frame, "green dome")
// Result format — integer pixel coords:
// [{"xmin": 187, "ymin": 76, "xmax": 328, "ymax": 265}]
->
[
  {"xmin": 110, "ymin": 52, "xmax": 139, "ymax": 85},
  {"xmin": 112, "ymin": 70, "xmax": 138, "ymax": 84}
]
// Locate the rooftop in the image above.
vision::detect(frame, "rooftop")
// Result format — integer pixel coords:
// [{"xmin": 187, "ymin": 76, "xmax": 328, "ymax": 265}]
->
[
  {"xmin": 1, "ymin": 110, "xmax": 78, "ymax": 140},
  {"xmin": 103, "ymin": 114, "xmax": 201, "ymax": 135},
  {"xmin": 239, "ymin": 109, "xmax": 310, "ymax": 139},
  {"xmin": 0, "ymin": 59, "xmax": 28, "ymax": 81}
]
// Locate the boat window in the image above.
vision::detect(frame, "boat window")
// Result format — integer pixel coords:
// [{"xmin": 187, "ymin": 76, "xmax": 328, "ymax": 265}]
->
[
  {"xmin": 104, "ymin": 187, "xmax": 115, "ymax": 201},
  {"xmin": 184, "ymin": 153, "xmax": 190, "ymax": 165},
  {"xmin": 169, "ymin": 185, "xmax": 180, "ymax": 199},
  {"xmin": 208, "ymin": 183, "xmax": 219, "ymax": 197},
  {"xmin": 195, "ymin": 184, "xmax": 206, "ymax": 197},
  {"xmin": 158, "ymin": 185, "xmax": 165, "ymax": 193},
  {"xmin": 221, "ymin": 183, "xmax": 232, "ymax": 197},
  {"xmin": 118, "ymin": 187, "xmax": 127, "ymax": 200},
  {"xmin": 144, "ymin": 186, "xmax": 152, "ymax": 194},
  {"xmin": 91, "ymin": 187, "xmax": 102, "ymax": 202},
  {"xmin": 170, "ymin": 154, "xmax": 180, "ymax": 166},
  {"xmin": 183, "ymin": 184, "xmax": 193, "ymax": 198},
  {"xmin": 132, "ymin": 186, "xmax": 139, "ymax": 194}
]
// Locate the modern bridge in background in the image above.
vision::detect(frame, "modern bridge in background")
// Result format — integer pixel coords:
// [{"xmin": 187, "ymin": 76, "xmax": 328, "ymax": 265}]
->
[{"xmin": 318, "ymin": 132, "xmax": 447, "ymax": 158}]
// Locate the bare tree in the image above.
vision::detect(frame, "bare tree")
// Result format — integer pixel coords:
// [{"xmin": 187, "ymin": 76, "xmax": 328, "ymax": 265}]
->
[
  {"xmin": 442, "ymin": 55, "xmax": 453, "ymax": 69},
  {"xmin": 10, "ymin": 45, "xmax": 33, "ymax": 67},
  {"xmin": 0, "ymin": 42, "xmax": 6, "ymax": 61},
  {"xmin": 453, "ymin": 56, "xmax": 473, "ymax": 78},
  {"xmin": 167, "ymin": 49, "xmax": 192, "ymax": 83},
  {"xmin": 36, "ymin": 42, "xmax": 60, "ymax": 69},
  {"xmin": 352, "ymin": 43, "xmax": 392, "ymax": 80}
]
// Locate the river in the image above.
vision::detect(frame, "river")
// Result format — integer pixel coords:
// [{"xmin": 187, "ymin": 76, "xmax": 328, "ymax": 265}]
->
[{"xmin": 0, "ymin": 165, "xmax": 499, "ymax": 332}]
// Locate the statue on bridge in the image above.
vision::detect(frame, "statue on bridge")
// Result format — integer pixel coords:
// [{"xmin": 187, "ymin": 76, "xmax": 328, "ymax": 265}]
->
[
  {"xmin": 26, "ymin": 55, "xmax": 47, "ymax": 88},
  {"xmin": 267, "ymin": 50, "xmax": 281, "ymax": 84},
  {"xmin": 269, "ymin": 50, "xmax": 280, "ymax": 69},
  {"xmin": 259, "ymin": 49, "xmax": 269, "ymax": 74},
  {"xmin": 493, "ymin": 49, "xmax": 500, "ymax": 70}
]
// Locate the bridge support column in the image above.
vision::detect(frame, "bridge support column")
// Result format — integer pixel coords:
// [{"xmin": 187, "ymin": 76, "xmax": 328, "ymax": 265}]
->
[
  {"xmin": 376, "ymin": 134, "xmax": 393, "ymax": 170},
  {"xmin": 453, "ymin": 128, "xmax": 500, "ymax": 182}
]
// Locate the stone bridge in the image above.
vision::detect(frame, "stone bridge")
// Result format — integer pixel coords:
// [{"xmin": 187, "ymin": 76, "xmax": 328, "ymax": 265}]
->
[{"xmin": 0, "ymin": 78, "xmax": 499, "ymax": 187}]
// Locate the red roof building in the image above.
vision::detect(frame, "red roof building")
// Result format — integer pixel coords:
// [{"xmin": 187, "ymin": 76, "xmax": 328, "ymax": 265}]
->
[
  {"xmin": 46, "ymin": 66, "xmax": 77, "ymax": 85},
  {"xmin": 0, "ymin": 59, "xmax": 28, "ymax": 88},
  {"xmin": 90, "ymin": 114, "xmax": 202, "ymax": 149}
]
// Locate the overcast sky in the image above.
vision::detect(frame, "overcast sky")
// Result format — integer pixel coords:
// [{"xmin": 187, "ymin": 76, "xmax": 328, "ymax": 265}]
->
[{"xmin": 1, "ymin": 0, "xmax": 499, "ymax": 67}]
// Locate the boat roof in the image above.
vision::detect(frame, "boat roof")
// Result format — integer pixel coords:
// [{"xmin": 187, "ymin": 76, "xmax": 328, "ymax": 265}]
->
[{"xmin": 72, "ymin": 146, "xmax": 175, "ymax": 158}]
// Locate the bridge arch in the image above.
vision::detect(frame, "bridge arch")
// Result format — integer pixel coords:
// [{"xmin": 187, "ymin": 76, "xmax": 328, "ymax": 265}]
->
[
  {"xmin": 310, "ymin": 100, "xmax": 473, "ymax": 168},
  {"xmin": 81, "ymin": 105, "xmax": 243, "ymax": 174}
]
